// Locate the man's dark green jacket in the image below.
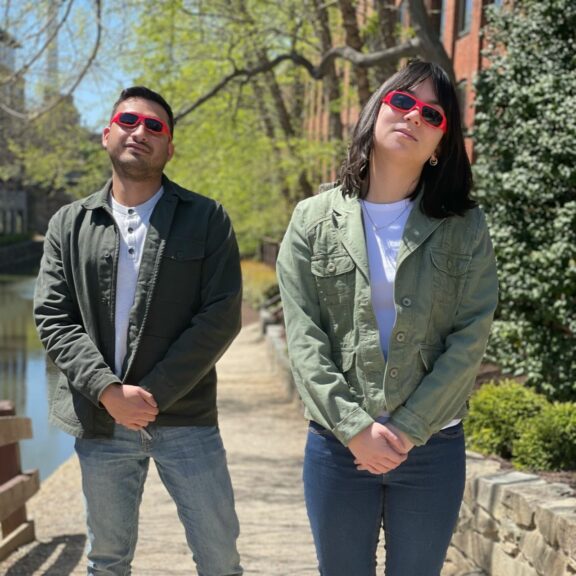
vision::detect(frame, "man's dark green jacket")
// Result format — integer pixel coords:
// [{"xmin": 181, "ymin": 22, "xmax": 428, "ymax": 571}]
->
[{"xmin": 34, "ymin": 176, "xmax": 242, "ymax": 438}]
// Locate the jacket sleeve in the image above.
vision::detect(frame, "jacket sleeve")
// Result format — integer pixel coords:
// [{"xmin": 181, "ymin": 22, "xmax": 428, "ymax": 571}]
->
[
  {"xmin": 33, "ymin": 209, "xmax": 120, "ymax": 405},
  {"xmin": 138, "ymin": 204, "xmax": 242, "ymax": 410},
  {"xmin": 389, "ymin": 209, "xmax": 499, "ymax": 445},
  {"xmin": 277, "ymin": 202, "xmax": 374, "ymax": 445}
]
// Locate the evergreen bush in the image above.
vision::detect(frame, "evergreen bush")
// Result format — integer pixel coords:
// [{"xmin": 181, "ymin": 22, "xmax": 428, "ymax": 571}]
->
[
  {"xmin": 513, "ymin": 403, "xmax": 576, "ymax": 471},
  {"xmin": 473, "ymin": 0, "xmax": 576, "ymax": 399},
  {"xmin": 464, "ymin": 380, "xmax": 547, "ymax": 459}
]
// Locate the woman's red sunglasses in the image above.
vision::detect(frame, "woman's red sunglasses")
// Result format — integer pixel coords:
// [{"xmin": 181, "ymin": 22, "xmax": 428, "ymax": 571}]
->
[
  {"xmin": 382, "ymin": 91, "xmax": 447, "ymax": 133},
  {"xmin": 110, "ymin": 112, "xmax": 172, "ymax": 139}
]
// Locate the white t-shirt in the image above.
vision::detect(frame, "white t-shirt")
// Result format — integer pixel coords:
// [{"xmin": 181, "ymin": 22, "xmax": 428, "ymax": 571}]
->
[
  {"xmin": 109, "ymin": 187, "xmax": 164, "ymax": 377},
  {"xmin": 361, "ymin": 197, "xmax": 413, "ymax": 359}
]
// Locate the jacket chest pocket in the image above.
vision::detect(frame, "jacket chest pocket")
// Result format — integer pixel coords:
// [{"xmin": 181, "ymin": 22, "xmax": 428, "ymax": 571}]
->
[
  {"xmin": 311, "ymin": 253, "xmax": 355, "ymax": 298},
  {"xmin": 430, "ymin": 249, "xmax": 471, "ymax": 305},
  {"xmin": 155, "ymin": 240, "xmax": 205, "ymax": 304},
  {"xmin": 311, "ymin": 253, "xmax": 355, "ymax": 341}
]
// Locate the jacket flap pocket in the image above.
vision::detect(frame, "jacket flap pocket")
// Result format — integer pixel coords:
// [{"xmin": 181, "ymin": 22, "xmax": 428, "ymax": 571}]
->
[
  {"xmin": 430, "ymin": 250, "xmax": 471, "ymax": 276},
  {"xmin": 164, "ymin": 240, "xmax": 205, "ymax": 261},
  {"xmin": 311, "ymin": 254, "xmax": 355, "ymax": 277},
  {"xmin": 419, "ymin": 345, "xmax": 444, "ymax": 372}
]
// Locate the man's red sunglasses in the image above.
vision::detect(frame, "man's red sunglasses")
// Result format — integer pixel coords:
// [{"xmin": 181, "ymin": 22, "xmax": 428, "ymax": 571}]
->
[
  {"xmin": 110, "ymin": 112, "xmax": 172, "ymax": 139},
  {"xmin": 382, "ymin": 91, "xmax": 447, "ymax": 133}
]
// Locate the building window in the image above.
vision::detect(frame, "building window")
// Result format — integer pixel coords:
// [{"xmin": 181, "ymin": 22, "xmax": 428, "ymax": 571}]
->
[{"xmin": 457, "ymin": 0, "xmax": 473, "ymax": 35}]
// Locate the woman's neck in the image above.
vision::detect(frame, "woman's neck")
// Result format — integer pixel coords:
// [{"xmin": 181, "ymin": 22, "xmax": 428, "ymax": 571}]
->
[{"xmin": 366, "ymin": 157, "xmax": 422, "ymax": 204}]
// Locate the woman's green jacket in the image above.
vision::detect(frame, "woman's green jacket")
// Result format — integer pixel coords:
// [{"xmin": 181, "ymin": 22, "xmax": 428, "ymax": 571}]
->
[{"xmin": 276, "ymin": 186, "xmax": 498, "ymax": 446}]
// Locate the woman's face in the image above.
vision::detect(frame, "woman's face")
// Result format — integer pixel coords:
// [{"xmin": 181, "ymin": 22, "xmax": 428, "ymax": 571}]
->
[{"xmin": 372, "ymin": 77, "xmax": 445, "ymax": 168}]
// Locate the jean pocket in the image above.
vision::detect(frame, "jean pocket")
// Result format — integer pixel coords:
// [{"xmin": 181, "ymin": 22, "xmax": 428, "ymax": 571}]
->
[
  {"xmin": 308, "ymin": 421, "xmax": 334, "ymax": 437},
  {"xmin": 434, "ymin": 422, "xmax": 464, "ymax": 440}
]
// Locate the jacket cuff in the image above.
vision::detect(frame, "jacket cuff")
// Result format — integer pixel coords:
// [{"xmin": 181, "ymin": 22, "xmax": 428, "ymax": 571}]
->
[
  {"xmin": 332, "ymin": 407, "xmax": 375, "ymax": 446},
  {"xmin": 87, "ymin": 372, "xmax": 121, "ymax": 407},
  {"xmin": 389, "ymin": 406, "xmax": 432, "ymax": 447}
]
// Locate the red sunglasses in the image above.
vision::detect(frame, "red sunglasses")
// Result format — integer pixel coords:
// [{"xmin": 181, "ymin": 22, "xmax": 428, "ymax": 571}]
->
[
  {"xmin": 110, "ymin": 111, "xmax": 172, "ymax": 139},
  {"xmin": 382, "ymin": 91, "xmax": 447, "ymax": 132}
]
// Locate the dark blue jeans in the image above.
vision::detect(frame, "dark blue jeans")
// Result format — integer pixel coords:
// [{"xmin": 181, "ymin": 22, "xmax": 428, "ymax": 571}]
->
[{"xmin": 303, "ymin": 421, "xmax": 465, "ymax": 576}]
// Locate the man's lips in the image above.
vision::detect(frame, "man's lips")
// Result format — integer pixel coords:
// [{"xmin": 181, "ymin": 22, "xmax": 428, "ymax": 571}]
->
[
  {"xmin": 124, "ymin": 142, "xmax": 149, "ymax": 153},
  {"xmin": 394, "ymin": 128, "xmax": 418, "ymax": 142}
]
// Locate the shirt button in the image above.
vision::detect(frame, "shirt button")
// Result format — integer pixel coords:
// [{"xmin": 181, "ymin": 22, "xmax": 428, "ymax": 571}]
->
[
  {"xmin": 402, "ymin": 297, "xmax": 412, "ymax": 307},
  {"xmin": 326, "ymin": 262, "xmax": 336, "ymax": 273},
  {"xmin": 389, "ymin": 368, "xmax": 399, "ymax": 378},
  {"xmin": 128, "ymin": 248, "xmax": 135, "ymax": 255},
  {"xmin": 128, "ymin": 209, "xmax": 134, "ymax": 215},
  {"xmin": 396, "ymin": 332, "xmax": 405, "ymax": 342},
  {"xmin": 128, "ymin": 227, "xmax": 134, "ymax": 234}
]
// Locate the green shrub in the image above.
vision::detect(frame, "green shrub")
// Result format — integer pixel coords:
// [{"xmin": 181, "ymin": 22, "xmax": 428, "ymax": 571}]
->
[
  {"xmin": 465, "ymin": 380, "xmax": 547, "ymax": 459},
  {"xmin": 513, "ymin": 403, "xmax": 576, "ymax": 471},
  {"xmin": 241, "ymin": 260, "xmax": 278, "ymax": 308}
]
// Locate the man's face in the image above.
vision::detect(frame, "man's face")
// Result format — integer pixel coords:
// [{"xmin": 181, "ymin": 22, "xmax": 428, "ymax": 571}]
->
[{"xmin": 102, "ymin": 97, "xmax": 174, "ymax": 181}]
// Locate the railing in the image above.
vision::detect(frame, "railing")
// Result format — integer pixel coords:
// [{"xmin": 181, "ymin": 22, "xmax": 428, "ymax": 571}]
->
[{"xmin": 0, "ymin": 400, "xmax": 39, "ymax": 561}]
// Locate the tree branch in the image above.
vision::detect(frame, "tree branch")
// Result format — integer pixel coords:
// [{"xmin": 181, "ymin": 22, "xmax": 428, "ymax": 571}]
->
[{"xmin": 174, "ymin": 39, "xmax": 421, "ymax": 121}]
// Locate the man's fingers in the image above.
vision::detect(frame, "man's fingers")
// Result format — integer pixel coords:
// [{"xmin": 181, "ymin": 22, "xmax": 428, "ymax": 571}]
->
[{"xmin": 138, "ymin": 389, "xmax": 158, "ymax": 408}]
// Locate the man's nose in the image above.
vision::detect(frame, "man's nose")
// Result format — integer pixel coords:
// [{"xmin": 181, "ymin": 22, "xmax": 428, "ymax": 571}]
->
[{"xmin": 132, "ymin": 121, "xmax": 148, "ymax": 139}]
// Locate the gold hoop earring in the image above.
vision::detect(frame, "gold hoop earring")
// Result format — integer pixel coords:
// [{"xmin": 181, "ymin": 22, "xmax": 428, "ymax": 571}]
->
[{"xmin": 429, "ymin": 156, "xmax": 438, "ymax": 167}]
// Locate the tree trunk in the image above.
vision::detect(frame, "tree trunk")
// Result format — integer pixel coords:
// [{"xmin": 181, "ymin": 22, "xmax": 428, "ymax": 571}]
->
[
  {"xmin": 337, "ymin": 0, "xmax": 372, "ymax": 107},
  {"xmin": 312, "ymin": 0, "xmax": 344, "ymax": 141}
]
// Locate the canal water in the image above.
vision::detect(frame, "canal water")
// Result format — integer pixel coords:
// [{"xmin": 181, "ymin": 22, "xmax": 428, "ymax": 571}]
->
[{"xmin": 0, "ymin": 274, "xmax": 74, "ymax": 480}]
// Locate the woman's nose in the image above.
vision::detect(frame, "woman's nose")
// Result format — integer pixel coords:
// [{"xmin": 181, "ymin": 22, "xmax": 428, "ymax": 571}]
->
[{"xmin": 404, "ymin": 107, "xmax": 422, "ymax": 126}]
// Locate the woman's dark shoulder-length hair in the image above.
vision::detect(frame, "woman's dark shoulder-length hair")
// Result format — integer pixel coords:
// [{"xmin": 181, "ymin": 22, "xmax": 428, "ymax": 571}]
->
[{"xmin": 339, "ymin": 59, "xmax": 475, "ymax": 218}]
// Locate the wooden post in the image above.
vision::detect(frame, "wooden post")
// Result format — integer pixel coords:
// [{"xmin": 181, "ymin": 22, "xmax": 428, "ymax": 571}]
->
[{"xmin": 0, "ymin": 400, "xmax": 38, "ymax": 561}]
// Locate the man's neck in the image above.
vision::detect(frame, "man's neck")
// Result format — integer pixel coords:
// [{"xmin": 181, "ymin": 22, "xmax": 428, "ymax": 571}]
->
[{"xmin": 111, "ymin": 173, "xmax": 163, "ymax": 207}]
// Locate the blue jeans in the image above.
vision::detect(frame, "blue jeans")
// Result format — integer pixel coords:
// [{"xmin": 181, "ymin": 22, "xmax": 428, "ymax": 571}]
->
[
  {"xmin": 303, "ymin": 421, "xmax": 465, "ymax": 576},
  {"xmin": 75, "ymin": 424, "xmax": 242, "ymax": 576}
]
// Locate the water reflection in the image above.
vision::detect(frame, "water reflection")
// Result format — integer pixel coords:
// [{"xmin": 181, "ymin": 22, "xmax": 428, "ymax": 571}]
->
[{"xmin": 0, "ymin": 275, "xmax": 74, "ymax": 480}]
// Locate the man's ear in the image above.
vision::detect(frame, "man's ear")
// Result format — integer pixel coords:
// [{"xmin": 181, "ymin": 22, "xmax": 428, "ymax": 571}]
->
[
  {"xmin": 167, "ymin": 140, "xmax": 175, "ymax": 162},
  {"xmin": 102, "ymin": 126, "xmax": 110, "ymax": 149}
]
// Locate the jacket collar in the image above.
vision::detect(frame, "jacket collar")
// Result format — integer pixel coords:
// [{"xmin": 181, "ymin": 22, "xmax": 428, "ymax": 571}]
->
[
  {"xmin": 81, "ymin": 174, "xmax": 195, "ymax": 210},
  {"xmin": 331, "ymin": 186, "xmax": 445, "ymax": 279}
]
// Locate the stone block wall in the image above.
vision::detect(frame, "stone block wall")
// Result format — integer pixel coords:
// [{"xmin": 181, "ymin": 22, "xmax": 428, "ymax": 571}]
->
[{"xmin": 443, "ymin": 453, "xmax": 576, "ymax": 576}]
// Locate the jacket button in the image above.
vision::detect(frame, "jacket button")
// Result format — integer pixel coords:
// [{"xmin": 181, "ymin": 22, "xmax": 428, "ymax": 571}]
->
[
  {"xmin": 104, "ymin": 251, "xmax": 111, "ymax": 259},
  {"xmin": 389, "ymin": 368, "xmax": 399, "ymax": 378},
  {"xmin": 326, "ymin": 262, "xmax": 336, "ymax": 273},
  {"xmin": 402, "ymin": 297, "xmax": 412, "ymax": 307},
  {"xmin": 396, "ymin": 332, "xmax": 405, "ymax": 342}
]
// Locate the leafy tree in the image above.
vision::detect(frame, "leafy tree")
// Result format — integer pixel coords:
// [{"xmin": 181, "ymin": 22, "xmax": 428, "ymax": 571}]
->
[{"xmin": 473, "ymin": 0, "xmax": 576, "ymax": 399}]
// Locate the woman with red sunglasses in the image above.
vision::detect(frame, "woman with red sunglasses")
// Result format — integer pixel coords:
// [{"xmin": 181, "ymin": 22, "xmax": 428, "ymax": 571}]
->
[{"xmin": 277, "ymin": 59, "xmax": 498, "ymax": 575}]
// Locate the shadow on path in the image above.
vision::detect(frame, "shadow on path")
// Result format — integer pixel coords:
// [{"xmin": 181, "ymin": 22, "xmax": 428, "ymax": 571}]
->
[{"xmin": 5, "ymin": 534, "xmax": 85, "ymax": 576}]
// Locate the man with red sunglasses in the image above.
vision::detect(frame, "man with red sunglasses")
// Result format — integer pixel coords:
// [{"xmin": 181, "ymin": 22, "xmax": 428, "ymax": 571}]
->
[{"xmin": 34, "ymin": 86, "xmax": 243, "ymax": 575}]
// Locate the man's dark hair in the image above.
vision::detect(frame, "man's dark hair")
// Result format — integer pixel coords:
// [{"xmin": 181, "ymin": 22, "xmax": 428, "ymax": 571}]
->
[
  {"xmin": 339, "ymin": 59, "xmax": 475, "ymax": 218},
  {"xmin": 111, "ymin": 86, "xmax": 175, "ymax": 135}
]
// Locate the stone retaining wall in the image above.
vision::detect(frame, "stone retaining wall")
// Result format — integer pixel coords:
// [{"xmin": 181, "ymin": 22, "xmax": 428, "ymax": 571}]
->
[{"xmin": 262, "ymin": 320, "xmax": 576, "ymax": 576}]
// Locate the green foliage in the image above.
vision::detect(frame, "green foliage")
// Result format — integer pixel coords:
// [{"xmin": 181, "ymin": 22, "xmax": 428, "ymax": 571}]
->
[
  {"xmin": 241, "ymin": 260, "xmax": 278, "ymax": 308},
  {"xmin": 0, "ymin": 98, "xmax": 109, "ymax": 198},
  {"xmin": 513, "ymin": 403, "xmax": 576, "ymax": 471},
  {"xmin": 465, "ymin": 380, "xmax": 547, "ymax": 459},
  {"xmin": 0, "ymin": 233, "xmax": 32, "ymax": 247},
  {"xmin": 473, "ymin": 0, "xmax": 576, "ymax": 399}
]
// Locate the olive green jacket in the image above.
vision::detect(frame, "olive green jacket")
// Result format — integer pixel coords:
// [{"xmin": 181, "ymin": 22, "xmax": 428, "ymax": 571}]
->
[
  {"xmin": 276, "ymin": 186, "xmax": 498, "ymax": 446},
  {"xmin": 34, "ymin": 175, "xmax": 242, "ymax": 438}
]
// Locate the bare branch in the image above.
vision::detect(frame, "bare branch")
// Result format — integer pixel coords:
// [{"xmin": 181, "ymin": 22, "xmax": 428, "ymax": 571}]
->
[{"xmin": 0, "ymin": 0, "xmax": 103, "ymax": 121}]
